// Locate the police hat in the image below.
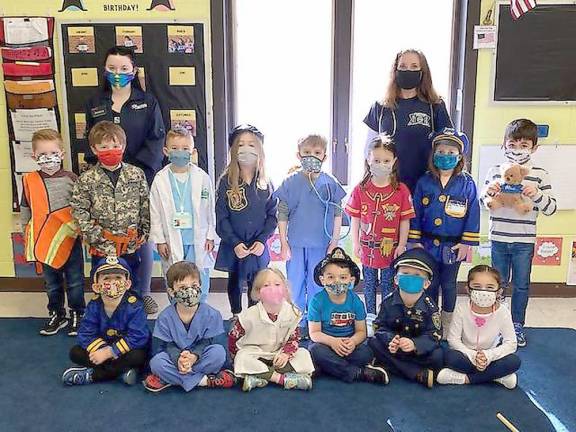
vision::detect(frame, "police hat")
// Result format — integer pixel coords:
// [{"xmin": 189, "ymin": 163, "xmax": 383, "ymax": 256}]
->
[
  {"xmin": 313, "ymin": 247, "xmax": 361, "ymax": 287},
  {"xmin": 393, "ymin": 248, "xmax": 437, "ymax": 280},
  {"xmin": 431, "ymin": 127, "xmax": 469, "ymax": 155},
  {"xmin": 228, "ymin": 124, "xmax": 264, "ymax": 147},
  {"xmin": 93, "ymin": 256, "xmax": 132, "ymax": 282}
]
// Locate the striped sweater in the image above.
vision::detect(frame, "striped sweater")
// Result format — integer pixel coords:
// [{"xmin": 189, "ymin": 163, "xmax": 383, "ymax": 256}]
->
[{"xmin": 480, "ymin": 163, "xmax": 556, "ymax": 244}]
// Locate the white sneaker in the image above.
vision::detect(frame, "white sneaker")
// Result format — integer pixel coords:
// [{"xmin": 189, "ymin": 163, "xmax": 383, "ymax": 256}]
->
[
  {"xmin": 366, "ymin": 313, "xmax": 376, "ymax": 338},
  {"xmin": 494, "ymin": 373, "xmax": 517, "ymax": 389},
  {"xmin": 436, "ymin": 368, "xmax": 467, "ymax": 385}
]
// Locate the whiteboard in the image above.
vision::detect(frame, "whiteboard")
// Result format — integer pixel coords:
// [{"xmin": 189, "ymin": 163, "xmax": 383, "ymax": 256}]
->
[{"xmin": 477, "ymin": 145, "xmax": 576, "ymax": 210}]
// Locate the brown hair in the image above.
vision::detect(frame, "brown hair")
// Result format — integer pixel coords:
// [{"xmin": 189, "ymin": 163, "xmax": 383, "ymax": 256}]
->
[
  {"xmin": 288, "ymin": 134, "xmax": 328, "ymax": 174},
  {"xmin": 382, "ymin": 49, "xmax": 442, "ymax": 110},
  {"xmin": 166, "ymin": 261, "xmax": 201, "ymax": 288},
  {"xmin": 427, "ymin": 138, "xmax": 467, "ymax": 179},
  {"xmin": 166, "ymin": 127, "xmax": 194, "ymax": 146},
  {"xmin": 88, "ymin": 121, "xmax": 127, "ymax": 148},
  {"xmin": 503, "ymin": 119, "xmax": 538, "ymax": 147},
  {"xmin": 361, "ymin": 134, "xmax": 399, "ymax": 190},
  {"xmin": 31, "ymin": 128, "xmax": 64, "ymax": 151},
  {"xmin": 467, "ymin": 265, "xmax": 501, "ymax": 288}
]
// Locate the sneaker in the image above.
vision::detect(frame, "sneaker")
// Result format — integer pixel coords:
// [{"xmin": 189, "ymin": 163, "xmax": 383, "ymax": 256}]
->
[
  {"xmin": 206, "ymin": 370, "xmax": 236, "ymax": 388},
  {"xmin": 121, "ymin": 368, "xmax": 138, "ymax": 386},
  {"xmin": 40, "ymin": 312, "xmax": 68, "ymax": 336},
  {"xmin": 242, "ymin": 375, "xmax": 268, "ymax": 392},
  {"xmin": 67, "ymin": 311, "xmax": 82, "ymax": 337},
  {"xmin": 283, "ymin": 373, "xmax": 312, "ymax": 390},
  {"xmin": 360, "ymin": 364, "xmax": 389, "ymax": 385},
  {"xmin": 494, "ymin": 373, "xmax": 517, "ymax": 390},
  {"xmin": 62, "ymin": 367, "xmax": 94, "ymax": 385},
  {"xmin": 514, "ymin": 323, "xmax": 527, "ymax": 347},
  {"xmin": 143, "ymin": 374, "xmax": 172, "ymax": 392},
  {"xmin": 143, "ymin": 296, "xmax": 159, "ymax": 315},
  {"xmin": 437, "ymin": 368, "xmax": 467, "ymax": 385},
  {"xmin": 415, "ymin": 368, "xmax": 434, "ymax": 389}
]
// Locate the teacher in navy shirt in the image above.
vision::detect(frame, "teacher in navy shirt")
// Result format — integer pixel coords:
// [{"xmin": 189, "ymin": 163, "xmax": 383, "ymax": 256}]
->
[{"xmin": 364, "ymin": 49, "xmax": 453, "ymax": 192}]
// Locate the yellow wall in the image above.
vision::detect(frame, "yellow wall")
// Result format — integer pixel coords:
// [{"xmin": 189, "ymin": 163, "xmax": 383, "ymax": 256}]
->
[
  {"xmin": 0, "ymin": 0, "xmax": 212, "ymax": 277},
  {"xmin": 467, "ymin": 0, "xmax": 576, "ymax": 283}
]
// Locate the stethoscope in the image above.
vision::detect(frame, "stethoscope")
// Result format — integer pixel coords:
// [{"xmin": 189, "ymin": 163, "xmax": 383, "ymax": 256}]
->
[{"xmin": 377, "ymin": 102, "xmax": 435, "ymax": 138}]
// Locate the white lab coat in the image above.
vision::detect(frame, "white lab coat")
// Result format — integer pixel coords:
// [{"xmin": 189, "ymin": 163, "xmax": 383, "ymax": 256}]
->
[{"xmin": 149, "ymin": 164, "xmax": 217, "ymax": 274}]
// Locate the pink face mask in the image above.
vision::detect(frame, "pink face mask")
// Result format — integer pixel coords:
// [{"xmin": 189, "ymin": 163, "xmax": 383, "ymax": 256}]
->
[{"xmin": 260, "ymin": 285, "xmax": 285, "ymax": 306}]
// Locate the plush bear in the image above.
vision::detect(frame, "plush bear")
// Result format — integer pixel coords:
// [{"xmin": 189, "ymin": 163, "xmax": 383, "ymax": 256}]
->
[{"xmin": 485, "ymin": 163, "xmax": 532, "ymax": 214}]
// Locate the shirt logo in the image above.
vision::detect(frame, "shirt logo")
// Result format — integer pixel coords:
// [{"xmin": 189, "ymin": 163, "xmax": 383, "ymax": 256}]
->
[
  {"xmin": 330, "ymin": 312, "xmax": 355, "ymax": 327},
  {"xmin": 201, "ymin": 188, "xmax": 209, "ymax": 199},
  {"xmin": 407, "ymin": 112, "xmax": 431, "ymax": 127},
  {"xmin": 226, "ymin": 188, "xmax": 248, "ymax": 211},
  {"xmin": 381, "ymin": 203, "xmax": 400, "ymax": 221},
  {"xmin": 131, "ymin": 103, "xmax": 148, "ymax": 110}
]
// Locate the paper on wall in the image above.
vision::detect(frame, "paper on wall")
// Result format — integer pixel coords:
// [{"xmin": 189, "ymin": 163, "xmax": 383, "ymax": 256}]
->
[
  {"xmin": 12, "ymin": 141, "xmax": 40, "ymax": 173},
  {"xmin": 10, "ymin": 109, "xmax": 58, "ymax": 142},
  {"xmin": 4, "ymin": 18, "xmax": 49, "ymax": 45},
  {"xmin": 567, "ymin": 241, "xmax": 576, "ymax": 286}
]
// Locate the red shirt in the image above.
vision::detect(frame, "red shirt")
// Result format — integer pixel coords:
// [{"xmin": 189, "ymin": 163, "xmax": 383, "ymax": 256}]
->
[{"xmin": 345, "ymin": 181, "xmax": 415, "ymax": 268}]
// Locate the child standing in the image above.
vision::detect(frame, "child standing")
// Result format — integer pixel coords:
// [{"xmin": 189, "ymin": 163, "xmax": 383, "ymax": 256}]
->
[
  {"xmin": 481, "ymin": 119, "xmax": 556, "ymax": 347},
  {"xmin": 408, "ymin": 128, "xmax": 479, "ymax": 332},
  {"xmin": 437, "ymin": 265, "xmax": 521, "ymax": 389},
  {"xmin": 215, "ymin": 124, "xmax": 277, "ymax": 315},
  {"xmin": 144, "ymin": 261, "xmax": 235, "ymax": 392},
  {"xmin": 21, "ymin": 129, "xmax": 85, "ymax": 336},
  {"xmin": 308, "ymin": 248, "xmax": 389, "ymax": 385},
  {"xmin": 71, "ymin": 121, "xmax": 150, "ymax": 303},
  {"xmin": 62, "ymin": 257, "xmax": 150, "ymax": 386},
  {"xmin": 346, "ymin": 134, "xmax": 414, "ymax": 331},
  {"xmin": 274, "ymin": 134, "xmax": 346, "ymax": 329},
  {"xmin": 150, "ymin": 128, "xmax": 216, "ymax": 302},
  {"xmin": 229, "ymin": 268, "xmax": 315, "ymax": 391}
]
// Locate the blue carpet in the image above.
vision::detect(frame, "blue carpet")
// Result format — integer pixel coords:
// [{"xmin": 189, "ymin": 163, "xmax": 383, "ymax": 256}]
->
[{"xmin": 0, "ymin": 320, "xmax": 573, "ymax": 432}]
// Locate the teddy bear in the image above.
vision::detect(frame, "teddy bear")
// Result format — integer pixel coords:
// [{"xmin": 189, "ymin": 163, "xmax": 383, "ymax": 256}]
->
[{"xmin": 485, "ymin": 163, "xmax": 532, "ymax": 214}]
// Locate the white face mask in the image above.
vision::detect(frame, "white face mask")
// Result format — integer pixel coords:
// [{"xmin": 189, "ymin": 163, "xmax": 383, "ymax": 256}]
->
[
  {"xmin": 470, "ymin": 289, "xmax": 497, "ymax": 308},
  {"xmin": 237, "ymin": 149, "xmax": 258, "ymax": 167},
  {"xmin": 369, "ymin": 162, "xmax": 393, "ymax": 178},
  {"xmin": 505, "ymin": 148, "xmax": 531, "ymax": 164},
  {"xmin": 37, "ymin": 153, "xmax": 62, "ymax": 175}
]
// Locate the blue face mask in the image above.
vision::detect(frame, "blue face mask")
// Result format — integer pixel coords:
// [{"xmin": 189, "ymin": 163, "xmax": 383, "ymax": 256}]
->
[
  {"xmin": 300, "ymin": 155, "xmax": 323, "ymax": 173},
  {"xmin": 168, "ymin": 150, "xmax": 191, "ymax": 167},
  {"xmin": 105, "ymin": 70, "xmax": 135, "ymax": 88},
  {"xmin": 433, "ymin": 153, "xmax": 460, "ymax": 170},
  {"xmin": 397, "ymin": 274, "xmax": 426, "ymax": 294}
]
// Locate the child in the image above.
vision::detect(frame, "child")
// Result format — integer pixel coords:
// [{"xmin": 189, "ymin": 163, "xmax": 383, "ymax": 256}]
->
[
  {"xmin": 144, "ymin": 261, "xmax": 235, "ymax": 392},
  {"xmin": 437, "ymin": 265, "xmax": 521, "ymax": 389},
  {"xmin": 215, "ymin": 124, "xmax": 278, "ymax": 315},
  {"xmin": 274, "ymin": 134, "xmax": 346, "ymax": 330},
  {"xmin": 408, "ymin": 128, "xmax": 479, "ymax": 332},
  {"xmin": 71, "ymin": 121, "xmax": 150, "ymax": 302},
  {"xmin": 369, "ymin": 248, "xmax": 443, "ymax": 388},
  {"xmin": 229, "ymin": 268, "xmax": 315, "ymax": 391},
  {"xmin": 308, "ymin": 248, "xmax": 388, "ymax": 385},
  {"xmin": 150, "ymin": 128, "xmax": 216, "ymax": 302},
  {"xmin": 21, "ymin": 129, "xmax": 85, "ymax": 336},
  {"xmin": 62, "ymin": 257, "xmax": 150, "ymax": 385},
  {"xmin": 480, "ymin": 119, "xmax": 556, "ymax": 347},
  {"xmin": 346, "ymin": 134, "xmax": 414, "ymax": 332}
]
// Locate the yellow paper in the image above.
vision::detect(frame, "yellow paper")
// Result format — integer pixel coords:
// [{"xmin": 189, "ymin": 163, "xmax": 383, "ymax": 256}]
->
[
  {"xmin": 68, "ymin": 26, "xmax": 95, "ymax": 54},
  {"xmin": 116, "ymin": 26, "xmax": 143, "ymax": 53},
  {"xmin": 167, "ymin": 25, "xmax": 193, "ymax": 37},
  {"xmin": 68, "ymin": 26, "xmax": 94, "ymax": 37},
  {"xmin": 71, "ymin": 68, "xmax": 99, "ymax": 87},
  {"xmin": 74, "ymin": 113, "xmax": 86, "ymax": 139},
  {"xmin": 170, "ymin": 109, "xmax": 196, "ymax": 136},
  {"xmin": 169, "ymin": 67, "xmax": 195, "ymax": 86}
]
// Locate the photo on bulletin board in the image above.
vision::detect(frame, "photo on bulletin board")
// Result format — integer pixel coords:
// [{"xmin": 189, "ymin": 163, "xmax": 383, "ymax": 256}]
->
[
  {"xmin": 170, "ymin": 109, "xmax": 196, "ymax": 136},
  {"xmin": 74, "ymin": 113, "xmax": 86, "ymax": 139},
  {"xmin": 115, "ymin": 26, "xmax": 143, "ymax": 53},
  {"xmin": 167, "ymin": 26, "xmax": 194, "ymax": 53},
  {"xmin": 67, "ymin": 27, "xmax": 95, "ymax": 54}
]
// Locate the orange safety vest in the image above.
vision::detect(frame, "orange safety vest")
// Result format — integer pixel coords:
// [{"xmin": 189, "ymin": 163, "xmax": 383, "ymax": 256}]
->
[{"xmin": 23, "ymin": 171, "xmax": 79, "ymax": 269}]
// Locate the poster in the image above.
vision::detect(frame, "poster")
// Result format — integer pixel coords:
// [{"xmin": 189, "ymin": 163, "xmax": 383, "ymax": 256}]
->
[
  {"xmin": 169, "ymin": 66, "xmax": 195, "ymax": 86},
  {"xmin": 267, "ymin": 233, "xmax": 282, "ymax": 262},
  {"xmin": 12, "ymin": 141, "xmax": 39, "ymax": 173},
  {"xmin": 567, "ymin": 241, "xmax": 576, "ymax": 285},
  {"xmin": 10, "ymin": 109, "xmax": 58, "ymax": 142},
  {"xmin": 167, "ymin": 26, "xmax": 194, "ymax": 53},
  {"xmin": 533, "ymin": 237, "xmax": 562, "ymax": 266},
  {"xmin": 473, "ymin": 25, "xmax": 497, "ymax": 49},
  {"xmin": 71, "ymin": 68, "xmax": 98, "ymax": 87},
  {"xmin": 74, "ymin": 113, "xmax": 86, "ymax": 139},
  {"xmin": 115, "ymin": 26, "xmax": 143, "ymax": 53},
  {"xmin": 67, "ymin": 26, "xmax": 95, "ymax": 53},
  {"xmin": 170, "ymin": 109, "xmax": 196, "ymax": 136},
  {"xmin": 471, "ymin": 236, "xmax": 492, "ymax": 266}
]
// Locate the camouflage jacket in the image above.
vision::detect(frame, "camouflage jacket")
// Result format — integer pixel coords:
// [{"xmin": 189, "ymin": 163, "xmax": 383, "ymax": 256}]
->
[{"xmin": 71, "ymin": 163, "xmax": 150, "ymax": 256}]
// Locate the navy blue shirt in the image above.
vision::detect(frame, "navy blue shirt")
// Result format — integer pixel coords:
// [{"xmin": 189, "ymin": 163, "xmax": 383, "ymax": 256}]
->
[{"xmin": 364, "ymin": 98, "xmax": 453, "ymax": 192}]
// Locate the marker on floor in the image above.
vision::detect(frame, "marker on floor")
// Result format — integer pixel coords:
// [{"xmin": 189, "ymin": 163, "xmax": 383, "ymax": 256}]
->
[{"xmin": 496, "ymin": 412, "xmax": 520, "ymax": 432}]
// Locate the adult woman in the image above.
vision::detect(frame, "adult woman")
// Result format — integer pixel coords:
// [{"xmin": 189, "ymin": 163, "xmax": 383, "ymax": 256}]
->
[
  {"xmin": 84, "ymin": 46, "xmax": 166, "ymax": 314},
  {"xmin": 364, "ymin": 49, "xmax": 453, "ymax": 192}
]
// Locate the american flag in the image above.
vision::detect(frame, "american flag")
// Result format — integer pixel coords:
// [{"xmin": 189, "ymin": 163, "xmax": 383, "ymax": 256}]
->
[{"xmin": 510, "ymin": 0, "xmax": 537, "ymax": 20}]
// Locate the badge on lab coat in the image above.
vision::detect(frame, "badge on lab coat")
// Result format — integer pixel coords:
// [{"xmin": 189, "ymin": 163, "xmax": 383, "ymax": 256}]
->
[{"xmin": 173, "ymin": 212, "xmax": 192, "ymax": 229}]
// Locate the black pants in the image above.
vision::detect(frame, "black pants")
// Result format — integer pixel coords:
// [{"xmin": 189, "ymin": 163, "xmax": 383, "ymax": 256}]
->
[
  {"xmin": 444, "ymin": 349, "xmax": 521, "ymax": 384},
  {"xmin": 69, "ymin": 345, "xmax": 147, "ymax": 382},
  {"xmin": 227, "ymin": 271, "xmax": 256, "ymax": 314}
]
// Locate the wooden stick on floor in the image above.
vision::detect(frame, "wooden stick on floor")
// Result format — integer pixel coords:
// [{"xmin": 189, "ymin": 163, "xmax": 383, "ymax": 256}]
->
[{"xmin": 497, "ymin": 412, "xmax": 520, "ymax": 432}]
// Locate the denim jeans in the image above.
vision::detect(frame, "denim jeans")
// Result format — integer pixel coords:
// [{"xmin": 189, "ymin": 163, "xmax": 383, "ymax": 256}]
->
[
  {"xmin": 427, "ymin": 260, "xmax": 461, "ymax": 312},
  {"xmin": 309, "ymin": 342, "xmax": 374, "ymax": 383},
  {"xmin": 444, "ymin": 349, "xmax": 521, "ymax": 384},
  {"xmin": 362, "ymin": 266, "xmax": 394, "ymax": 315},
  {"xmin": 491, "ymin": 241, "xmax": 535, "ymax": 325},
  {"xmin": 43, "ymin": 239, "xmax": 86, "ymax": 316}
]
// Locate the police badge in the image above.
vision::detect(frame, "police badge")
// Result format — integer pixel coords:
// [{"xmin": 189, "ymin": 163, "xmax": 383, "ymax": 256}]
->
[
  {"xmin": 432, "ymin": 312, "xmax": 442, "ymax": 330},
  {"xmin": 226, "ymin": 188, "xmax": 248, "ymax": 211}
]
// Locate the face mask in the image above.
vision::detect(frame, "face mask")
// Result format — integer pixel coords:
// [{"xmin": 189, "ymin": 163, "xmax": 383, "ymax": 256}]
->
[
  {"xmin": 505, "ymin": 148, "xmax": 531, "ymax": 164},
  {"xmin": 397, "ymin": 274, "xmax": 426, "ymax": 294},
  {"xmin": 237, "ymin": 149, "xmax": 259, "ymax": 167},
  {"xmin": 433, "ymin": 153, "xmax": 460, "ymax": 170},
  {"xmin": 173, "ymin": 285, "xmax": 202, "ymax": 307},
  {"xmin": 260, "ymin": 285, "xmax": 285, "ymax": 306},
  {"xmin": 97, "ymin": 148, "xmax": 123, "ymax": 166},
  {"xmin": 36, "ymin": 153, "xmax": 62, "ymax": 175},
  {"xmin": 300, "ymin": 155, "xmax": 323, "ymax": 173},
  {"xmin": 325, "ymin": 282, "xmax": 352, "ymax": 296},
  {"xmin": 370, "ymin": 162, "xmax": 393, "ymax": 178},
  {"xmin": 104, "ymin": 70, "xmax": 135, "ymax": 89},
  {"xmin": 470, "ymin": 289, "xmax": 497, "ymax": 308},
  {"xmin": 100, "ymin": 280, "xmax": 128, "ymax": 299},
  {"xmin": 168, "ymin": 150, "xmax": 191, "ymax": 168},
  {"xmin": 395, "ymin": 70, "xmax": 422, "ymax": 90}
]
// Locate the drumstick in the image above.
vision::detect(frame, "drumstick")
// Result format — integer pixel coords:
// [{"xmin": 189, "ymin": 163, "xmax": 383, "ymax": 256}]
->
[{"xmin": 497, "ymin": 413, "xmax": 520, "ymax": 432}]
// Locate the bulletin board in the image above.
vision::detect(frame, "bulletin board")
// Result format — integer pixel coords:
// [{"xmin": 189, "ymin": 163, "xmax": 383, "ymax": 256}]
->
[{"xmin": 59, "ymin": 21, "xmax": 208, "ymax": 173}]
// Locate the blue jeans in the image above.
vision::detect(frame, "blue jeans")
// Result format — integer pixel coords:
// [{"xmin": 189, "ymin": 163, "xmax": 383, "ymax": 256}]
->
[
  {"xmin": 427, "ymin": 261, "xmax": 461, "ymax": 312},
  {"xmin": 444, "ymin": 349, "xmax": 521, "ymax": 384},
  {"xmin": 90, "ymin": 251, "xmax": 142, "ymax": 294},
  {"xmin": 136, "ymin": 241, "xmax": 154, "ymax": 296},
  {"xmin": 43, "ymin": 239, "xmax": 85, "ymax": 316},
  {"xmin": 491, "ymin": 241, "xmax": 535, "ymax": 325},
  {"xmin": 362, "ymin": 266, "xmax": 394, "ymax": 315},
  {"xmin": 309, "ymin": 342, "xmax": 374, "ymax": 383}
]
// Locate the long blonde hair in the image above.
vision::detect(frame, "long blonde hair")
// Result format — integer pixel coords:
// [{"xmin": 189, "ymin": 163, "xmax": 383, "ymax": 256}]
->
[{"xmin": 250, "ymin": 268, "xmax": 301, "ymax": 315}]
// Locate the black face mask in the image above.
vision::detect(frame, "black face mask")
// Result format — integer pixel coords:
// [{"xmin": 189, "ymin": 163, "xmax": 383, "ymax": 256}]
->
[{"xmin": 395, "ymin": 69, "xmax": 422, "ymax": 90}]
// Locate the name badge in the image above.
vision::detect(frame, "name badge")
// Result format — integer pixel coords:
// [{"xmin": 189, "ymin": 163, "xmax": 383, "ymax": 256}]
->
[
  {"xmin": 91, "ymin": 105, "xmax": 107, "ymax": 118},
  {"xmin": 173, "ymin": 212, "xmax": 192, "ymax": 229},
  {"xmin": 444, "ymin": 197, "xmax": 467, "ymax": 218}
]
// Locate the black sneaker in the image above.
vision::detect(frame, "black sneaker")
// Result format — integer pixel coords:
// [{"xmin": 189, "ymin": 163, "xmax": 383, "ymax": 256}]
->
[
  {"xmin": 40, "ymin": 312, "xmax": 68, "ymax": 336},
  {"xmin": 415, "ymin": 368, "xmax": 434, "ymax": 389},
  {"xmin": 361, "ymin": 364, "xmax": 389, "ymax": 385},
  {"xmin": 143, "ymin": 296, "xmax": 159, "ymax": 315},
  {"xmin": 67, "ymin": 311, "xmax": 82, "ymax": 337}
]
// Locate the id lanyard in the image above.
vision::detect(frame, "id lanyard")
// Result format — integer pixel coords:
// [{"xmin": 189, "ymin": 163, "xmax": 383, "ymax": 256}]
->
[{"xmin": 169, "ymin": 169, "xmax": 192, "ymax": 213}]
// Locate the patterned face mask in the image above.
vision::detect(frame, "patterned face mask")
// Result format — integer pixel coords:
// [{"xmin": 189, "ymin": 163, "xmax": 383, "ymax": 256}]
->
[
  {"xmin": 469, "ymin": 289, "xmax": 497, "ymax": 308},
  {"xmin": 505, "ymin": 148, "xmax": 531, "ymax": 164},
  {"xmin": 104, "ymin": 70, "xmax": 135, "ymax": 88},
  {"xmin": 300, "ymin": 155, "xmax": 323, "ymax": 173},
  {"xmin": 36, "ymin": 153, "xmax": 62, "ymax": 175},
  {"xmin": 325, "ymin": 282, "xmax": 352, "ymax": 296},
  {"xmin": 369, "ymin": 162, "xmax": 393, "ymax": 178},
  {"xmin": 173, "ymin": 284, "xmax": 202, "ymax": 307},
  {"xmin": 100, "ymin": 280, "xmax": 129, "ymax": 299}
]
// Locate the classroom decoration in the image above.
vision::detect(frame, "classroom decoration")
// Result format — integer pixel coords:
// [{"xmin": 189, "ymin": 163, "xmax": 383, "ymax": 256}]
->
[
  {"xmin": 510, "ymin": 0, "xmax": 537, "ymax": 20},
  {"xmin": 0, "ymin": 17, "xmax": 60, "ymax": 211},
  {"xmin": 567, "ymin": 241, "xmax": 576, "ymax": 286},
  {"xmin": 532, "ymin": 237, "xmax": 562, "ymax": 266}
]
